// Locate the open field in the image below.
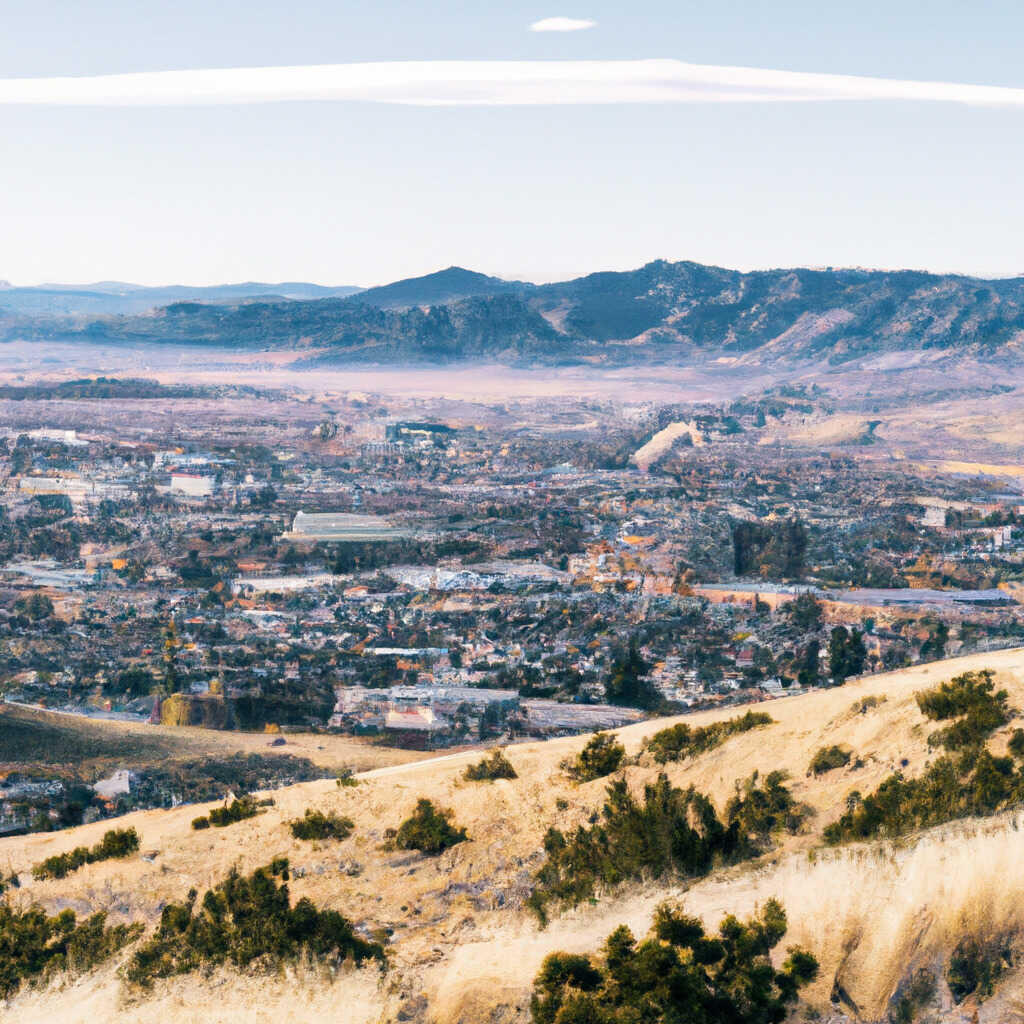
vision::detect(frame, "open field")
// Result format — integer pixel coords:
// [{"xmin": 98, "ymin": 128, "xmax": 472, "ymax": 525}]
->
[{"xmin": 4, "ymin": 649, "xmax": 1024, "ymax": 1022}]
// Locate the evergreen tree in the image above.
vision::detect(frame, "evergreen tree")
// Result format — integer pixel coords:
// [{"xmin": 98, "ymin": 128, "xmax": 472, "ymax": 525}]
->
[{"xmin": 604, "ymin": 637, "xmax": 659, "ymax": 709}]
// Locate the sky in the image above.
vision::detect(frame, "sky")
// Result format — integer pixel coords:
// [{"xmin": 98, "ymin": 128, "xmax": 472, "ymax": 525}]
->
[{"xmin": 2, "ymin": 1, "xmax": 1024, "ymax": 286}]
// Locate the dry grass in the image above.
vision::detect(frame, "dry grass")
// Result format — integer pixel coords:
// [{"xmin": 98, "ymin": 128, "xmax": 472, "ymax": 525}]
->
[
  {"xmin": 0, "ymin": 703, "xmax": 431, "ymax": 776},
  {"xmin": 4, "ymin": 647, "xmax": 1024, "ymax": 1022}
]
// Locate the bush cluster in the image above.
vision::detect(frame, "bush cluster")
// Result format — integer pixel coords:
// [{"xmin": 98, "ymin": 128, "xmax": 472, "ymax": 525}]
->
[
  {"xmin": 563, "ymin": 733, "xmax": 625, "ymax": 782},
  {"xmin": 390, "ymin": 799, "xmax": 467, "ymax": 855},
  {"xmin": 809, "ymin": 745, "xmax": 852, "ymax": 776},
  {"xmin": 725, "ymin": 770, "xmax": 811, "ymax": 837},
  {"xmin": 827, "ymin": 670, "xmax": 1022, "ymax": 844},
  {"xmin": 528, "ymin": 771, "xmax": 799, "ymax": 922},
  {"xmin": 530, "ymin": 899, "xmax": 817, "ymax": 1024},
  {"xmin": 288, "ymin": 809, "xmax": 355, "ymax": 841},
  {"xmin": 824, "ymin": 748, "xmax": 1024, "ymax": 844},
  {"xmin": 32, "ymin": 827, "xmax": 140, "ymax": 881},
  {"xmin": 916, "ymin": 670, "xmax": 1009, "ymax": 751},
  {"xmin": 0, "ymin": 903, "xmax": 141, "ymax": 997},
  {"xmin": 124, "ymin": 859, "xmax": 384, "ymax": 987},
  {"xmin": 192, "ymin": 797, "xmax": 259, "ymax": 831},
  {"xmin": 946, "ymin": 936, "xmax": 1012, "ymax": 1003},
  {"xmin": 645, "ymin": 711, "xmax": 774, "ymax": 764},
  {"xmin": 464, "ymin": 749, "xmax": 518, "ymax": 782}
]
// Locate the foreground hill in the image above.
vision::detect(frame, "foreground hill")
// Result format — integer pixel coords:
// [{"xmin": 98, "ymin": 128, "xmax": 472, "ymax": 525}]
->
[
  {"xmin": 4, "ymin": 648, "xmax": 1024, "ymax": 1023},
  {"xmin": 7, "ymin": 260, "xmax": 1024, "ymax": 367}
]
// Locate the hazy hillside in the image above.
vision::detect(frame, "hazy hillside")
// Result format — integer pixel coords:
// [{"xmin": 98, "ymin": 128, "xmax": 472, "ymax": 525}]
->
[
  {"xmin": 6, "ymin": 259, "xmax": 1024, "ymax": 367},
  {"xmin": 5, "ymin": 649, "xmax": 1024, "ymax": 1023},
  {"xmin": 0, "ymin": 281, "xmax": 362, "ymax": 316},
  {"xmin": 354, "ymin": 266, "xmax": 530, "ymax": 309}
]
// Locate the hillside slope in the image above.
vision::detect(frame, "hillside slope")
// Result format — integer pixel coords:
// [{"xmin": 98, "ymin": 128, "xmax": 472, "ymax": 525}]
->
[{"xmin": 4, "ymin": 648, "xmax": 1024, "ymax": 1023}]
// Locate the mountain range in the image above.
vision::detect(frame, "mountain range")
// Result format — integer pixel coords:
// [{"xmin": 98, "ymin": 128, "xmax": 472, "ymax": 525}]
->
[{"xmin": 4, "ymin": 260, "xmax": 1024, "ymax": 367}]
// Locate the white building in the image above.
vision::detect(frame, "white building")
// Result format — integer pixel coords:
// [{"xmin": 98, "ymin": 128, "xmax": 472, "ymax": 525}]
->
[
  {"xmin": 283, "ymin": 510, "xmax": 411, "ymax": 542},
  {"xmin": 170, "ymin": 472, "xmax": 215, "ymax": 497}
]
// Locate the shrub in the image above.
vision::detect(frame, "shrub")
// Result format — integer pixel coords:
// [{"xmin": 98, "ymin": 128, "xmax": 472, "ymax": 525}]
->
[
  {"xmin": 1009, "ymin": 728, "xmax": 1024, "ymax": 759},
  {"xmin": 893, "ymin": 967, "xmax": 936, "ymax": 1024},
  {"xmin": 946, "ymin": 936, "xmax": 1012, "ymax": 1003},
  {"xmin": 123, "ymin": 859, "xmax": 384, "ymax": 988},
  {"xmin": 391, "ymin": 799, "xmax": 467, "ymax": 855},
  {"xmin": 725, "ymin": 771, "xmax": 811, "ymax": 836},
  {"xmin": 289, "ymin": 809, "xmax": 355, "ymax": 841},
  {"xmin": 563, "ymin": 733, "xmax": 625, "ymax": 782},
  {"xmin": 32, "ymin": 827, "xmax": 140, "ymax": 880},
  {"xmin": 528, "ymin": 772, "xmax": 798, "ymax": 922},
  {"xmin": 809, "ymin": 745, "xmax": 852, "ymax": 775},
  {"xmin": 852, "ymin": 694, "xmax": 885, "ymax": 714},
  {"xmin": 0, "ymin": 903, "xmax": 141, "ymax": 997},
  {"xmin": 191, "ymin": 796, "xmax": 259, "ymax": 831},
  {"xmin": 916, "ymin": 670, "xmax": 1009, "ymax": 750},
  {"xmin": 530, "ymin": 899, "xmax": 817, "ymax": 1024},
  {"xmin": 336, "ymin": 768, "xmax": 359, "ymax": 787},
  {"xmin": 824, "ymin": 748, "xmax": 1024, "ymax": 844},
  {"xmin": 645, "ymin": 711, "xmax": 773, "ymax": 764},
  {"xmin": 464, "ymin": 749, "xmax": 518, "ymax": 782}
]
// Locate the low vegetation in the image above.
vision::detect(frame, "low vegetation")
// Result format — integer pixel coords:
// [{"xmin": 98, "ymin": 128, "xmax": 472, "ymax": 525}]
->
[
  {"xmin": 530, "ymin": 899, "xmax": 817, "ymax": 1024},
  {"xmin": 0, "ymin": 903, "xmax": 141, "ymax": 998},
  {"xmin": 892, "ymin": 968, "xmax": 936, "ymax": 1024},
  {"xmin": 916, "ymin": 669, "xmax": 1009, "ymax": 751},
  {"xmin": 124, "ymin": 859, "xmax": 384, "ymax": 987},
  {"xmin": 644, "ymin": 710, "xmax": 774, "ymax": 764},
  {"xmin": 191, "ymin": 796, "xmax": 259, "ymax": 831},
  {"xmin": 288, "ymin": 809, "xmax": 355, "ymax": 841},
  {"xmin": 725, "ymin": 770, "xmax": 811, "ymax": 837},
  {"xmin": 946, "ymin": 935, "xmax": 1012, "ymax": 1003},
  {"xmin": 825, "ymin": 748, "xmax": 1024, "ymax": 844},
  {"xmin": 809, "ymin": 744, "xmax": 852, "ymax": 775},
  {"xmin": 528, "ymin": 771, "xmax": 802, "ymax": 922},
  {"xmin": 389, "ymin": 799, "xmax": 467, "ymax": 855},
  {"xmin": 32, "ymin": 827, "xmax": 140, "ymax": 880},
  {"xmin": 463, "ymin": 748, "xmax": 518, "ymax": 782},
  {"xmin": 828, "ymin": 670, "xmax": 1022, "ymax": 844},
  {"xmin": 562, "ymin": 732, "xmax": 625, "ymax": 782}
]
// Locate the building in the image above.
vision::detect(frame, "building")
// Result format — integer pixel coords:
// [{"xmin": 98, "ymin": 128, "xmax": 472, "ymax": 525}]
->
[
  {"xmin": 283, "ymin": 510, "xmax": 412, "ymax": 542},
  {"xmin": 170, "ymin": 472, "xmax": 215, "ymax": 497}
]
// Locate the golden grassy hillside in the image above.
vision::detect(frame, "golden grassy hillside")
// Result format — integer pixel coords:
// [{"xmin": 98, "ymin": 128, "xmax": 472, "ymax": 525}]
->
[
  {"xmin": 0, "ymin": 702, "xmax": 431, "ymax": 776},
  {"xmin": 4, "ymin": 647, "xmax": 1024, "ymax": 1023}
]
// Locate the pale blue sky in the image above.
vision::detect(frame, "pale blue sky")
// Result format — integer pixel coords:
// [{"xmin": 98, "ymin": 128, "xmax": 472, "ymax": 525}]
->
[{"xmin": 2, "ymin": 1, "xmax": 1024, "ymax": 286}]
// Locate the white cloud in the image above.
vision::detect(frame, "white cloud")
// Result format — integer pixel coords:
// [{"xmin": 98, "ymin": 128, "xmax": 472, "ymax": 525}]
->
[
  {"xmin": 529, "ymin": 17, "xmax": 597, "ymax": 32},
  {"xmin": 1, "ymin": 59, "xmax": 1024, "ymax": 108}
]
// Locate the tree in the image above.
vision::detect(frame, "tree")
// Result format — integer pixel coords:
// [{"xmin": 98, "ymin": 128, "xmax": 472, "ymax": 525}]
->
[
  {"xmin": 604, "ymin": 638, "xmax": 659, "ymax": 709},
  {"xmin": 391, "ymin": 799, "xmax": 467, "ymax": 854},
  {"xmin": 828, "ymin": 626, "xmax": 867, "ymax": 683},
  {"xmin": 785, "ymin": 592, "xmax": 823, "ymax": 631},
  {"xmin": 14, "ymin": 592, "xmax": 54, "ymax": 621},
  {"xmin": 797, "ymin": 640, "xmax": 820, "ymax": 687},
  {"xmin": 162, "ymin": 620, "xmax": 182, "ymax": 694},
  {"xmin": 564, "ymin": 733, "xmax": 625, "ymax": 782},
  {"xmin": 530, "ymin": 899, "xmax": 817, "ymax": 1024},
  {"xmin": 920, "ymin": 622, "xmax": 949, "ymax": 662}
]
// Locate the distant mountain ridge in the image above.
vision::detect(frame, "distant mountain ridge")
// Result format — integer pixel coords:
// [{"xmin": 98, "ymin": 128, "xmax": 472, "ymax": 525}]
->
[
  {"xmin": 0, "ymin": 281, "xmax": 363, "ymax": 316},
  {"xmin": 5, "ymin": 259, "xmax": 1024, "ymax": 367},
  {"xmin": 353, "ymin": 266, "xmax": 530, "ymax": 309}
]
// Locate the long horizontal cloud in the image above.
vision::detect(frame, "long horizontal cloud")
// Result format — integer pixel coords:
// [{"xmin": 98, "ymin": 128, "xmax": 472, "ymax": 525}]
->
[{"xmin": 1, "ymin": 59, "xmax": 1024, "ymax": 108}]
